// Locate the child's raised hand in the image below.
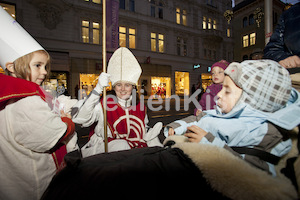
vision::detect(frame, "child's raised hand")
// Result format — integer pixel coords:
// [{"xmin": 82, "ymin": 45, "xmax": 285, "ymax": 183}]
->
[
  {"xmin": 168, "ymin": 128, "xmax": 175, "ymax": 136},
  {"xmin": 184, "ymin": 125, "xmax": 207, "ymax": 143}
]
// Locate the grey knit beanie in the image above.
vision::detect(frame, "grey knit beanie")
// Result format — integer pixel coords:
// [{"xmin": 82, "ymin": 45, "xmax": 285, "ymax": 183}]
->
[{"xmin": 224, "ymin": 60, "xmax": 292, "ymax": 113}]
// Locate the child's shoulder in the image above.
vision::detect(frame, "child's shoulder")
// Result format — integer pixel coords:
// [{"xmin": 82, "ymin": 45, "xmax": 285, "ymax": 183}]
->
[{"xmin": 206, "ymin": 84, "xmax": 222, "ymax": 94}]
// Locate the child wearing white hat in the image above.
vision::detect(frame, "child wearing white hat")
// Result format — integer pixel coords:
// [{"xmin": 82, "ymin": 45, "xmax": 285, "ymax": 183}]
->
[
  {"xmin": 73, "ymin": 47, "xmax": 163, "ymax": 156},
  {"xmin": 0, "ymin": 6, "xmax": 77, "ymax": 200},
  {"xmin": 165, "ymin": 59, "xmax": 300, "ymax": 176}
]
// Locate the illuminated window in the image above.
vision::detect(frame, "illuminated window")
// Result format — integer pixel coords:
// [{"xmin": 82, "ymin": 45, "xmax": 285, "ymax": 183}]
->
[
  {"xmin": 151, "ymin": 77, "xmax": 171, "ymax": 98},
  {"xmin": 243, "ymin": 35, "xmax": 249, "ymax": 47},
  {"xmin": 227, "ymin": 28, "xmax": 231, "ymax": 37},
  {"xmin": 158, "ymin": 34, "xmax": 164, "ymax": 53},
  {"xmin": 203, "ymin": 16, "xmax": 207, "ymax": 29},
  {"xmin": 176, "ymin": 8, "xmax": 180, "ymax": 24},
  {"xmin": 151, "ymin": 33, "xmax": 157, "ymax": 52},
  {"xmin": 213, "ymin": 19, "xmax": 217, "ymax": 29},
  {"xmin": 82, "ymin": 20, "xmax": 89, "ymax": 43},
  {"xmin": 176, "ymin": 8, "xmax": 187, "ymax": 26},
  {"xmin": 82, "ymin": 20, "xmax": 100, "ymax": 44},
  {"xmin": 85, "ymin": 0, "xmax": 101, "ymax": 4},
  {"xmin": 92, "ymin": 22, "xmax": 100, "ymax": 44},
  {"xmin": 129, "ymin": 28, "xmax": 136, "ymax": 49},
  {"xmin": 92, "ymin": 0, "xmax": 101, "ymax": 3},
  {"xmin": 208, "ymin": 18, "xmax": 212, "ymax": 29},
  {"xmin": 119, "ymin": 27, "xmax": 136, "ymax": 49},
  {"xmin": 151, "ymin": 33, "xmax": 164, "ymax": 53},
  {"xmin": 250, "ymin": 32, "xmax": 256, "ymax": 45},
  {"xmin": 175, "ymin": 71, "xmax": 190, "ymax": 96},
  {"xmin": 119, "ymin": 26, "xmax": 126, "ymax": 47},
  {"xmin": 182, "ymin": 9, "xmax": 187, "ymax": 26}
]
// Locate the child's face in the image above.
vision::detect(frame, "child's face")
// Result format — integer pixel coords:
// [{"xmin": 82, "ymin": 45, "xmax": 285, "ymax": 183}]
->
[
  {"xmin": 211, "ymin": 66, "xmax": 225, "ymax": 84},
  {"xmin": 216, "ymin": 76, "xmax": 243, "ymax": 114},
  {"xmin": 29, "ymin": 51, "xmax": 48, "ymax": 85}
]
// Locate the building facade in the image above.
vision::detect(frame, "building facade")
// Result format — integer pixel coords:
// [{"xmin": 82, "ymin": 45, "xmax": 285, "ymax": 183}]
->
[
  {"xmin": 232, "ymin": 0, "xmax": 286, "ymax": 62},
  {"xmin": 0, "ymin": 0, "xmax": 234, "ymax": 98}
]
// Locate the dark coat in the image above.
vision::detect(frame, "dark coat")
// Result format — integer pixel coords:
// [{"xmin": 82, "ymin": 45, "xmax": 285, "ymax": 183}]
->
[
  {"xmin": 264, "ymin": 2, "xmax": 300, "ymax": 74},
  {"xmin": 42, "ymin": 147, "xmax": 227, "ymax": 199}
]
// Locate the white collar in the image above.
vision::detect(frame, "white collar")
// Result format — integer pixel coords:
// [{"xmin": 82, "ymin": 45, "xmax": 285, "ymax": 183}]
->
[{"xmin": 117, "ymin": 95, "xmax": 132, "ymax": 108}]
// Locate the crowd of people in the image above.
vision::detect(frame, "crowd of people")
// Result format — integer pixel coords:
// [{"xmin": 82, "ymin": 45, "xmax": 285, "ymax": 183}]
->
[{"xmin": 0, "ymin": 2, "xmax": 300, "ymax": 199}]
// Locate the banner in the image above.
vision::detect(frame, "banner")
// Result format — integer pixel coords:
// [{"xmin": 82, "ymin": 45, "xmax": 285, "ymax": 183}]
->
[{"xmin": 106, "ymin": 0, "xmax": 119, "ymax": 61}]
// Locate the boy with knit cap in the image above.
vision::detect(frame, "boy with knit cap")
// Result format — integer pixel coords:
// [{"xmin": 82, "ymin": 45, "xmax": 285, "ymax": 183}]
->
[{"xmin": 165, "ymin": 59, "xmax": 300, "ymax": 176}]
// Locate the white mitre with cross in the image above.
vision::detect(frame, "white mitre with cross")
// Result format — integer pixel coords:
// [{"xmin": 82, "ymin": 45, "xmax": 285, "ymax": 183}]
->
[{"xmin": 107, "ymin": 47, "xmax": 142, "ymax": 86}]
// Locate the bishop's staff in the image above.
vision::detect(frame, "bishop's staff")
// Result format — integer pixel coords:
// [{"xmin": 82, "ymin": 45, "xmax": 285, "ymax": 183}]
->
[{"xmin": 102, "ymin": 0, "xmax": 108, "ymax": 153}]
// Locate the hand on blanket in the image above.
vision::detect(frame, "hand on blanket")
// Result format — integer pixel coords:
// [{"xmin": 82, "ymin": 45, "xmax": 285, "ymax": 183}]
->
[
  {"xmin": 184, "ymin": 125, "xmax": 207, "ymax": 143},
  {"xmin": 168, "ymin": 128, "xmax": 175, "ymax": 136}
]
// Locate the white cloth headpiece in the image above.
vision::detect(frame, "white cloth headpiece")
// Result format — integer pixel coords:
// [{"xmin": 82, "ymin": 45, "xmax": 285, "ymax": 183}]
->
[
  {"xmin": 107, "ymin": 47, "xmax": 142, "ymax": 86},
  {"xmin": 0, "ymin": 6, "xmax": 44, "ymax": 69}
]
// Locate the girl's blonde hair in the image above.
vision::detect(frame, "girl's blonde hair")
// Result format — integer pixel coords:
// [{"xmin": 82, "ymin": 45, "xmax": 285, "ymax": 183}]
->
[{"xmin": 5, "ymin": 50, "xmax": 51, "ymax": 81}]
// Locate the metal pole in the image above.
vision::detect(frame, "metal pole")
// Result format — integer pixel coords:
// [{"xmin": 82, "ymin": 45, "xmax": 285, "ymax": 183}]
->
[
  {"xmin": 102, "ymin": 0, "xmax": 108, "ymax": 153},
  {"xmin": 264, "ymin": 0, "xmax": 273, "ymax": 45}
]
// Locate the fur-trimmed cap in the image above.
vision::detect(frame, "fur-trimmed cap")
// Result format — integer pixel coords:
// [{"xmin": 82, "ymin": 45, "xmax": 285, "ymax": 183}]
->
[
  {"xmin": 107, "ymin": 47, "xmax": 142, "ymax": 86},
  {"xmin": 224, "ymin": 60, "xmax": 292, "ymax": 112}
]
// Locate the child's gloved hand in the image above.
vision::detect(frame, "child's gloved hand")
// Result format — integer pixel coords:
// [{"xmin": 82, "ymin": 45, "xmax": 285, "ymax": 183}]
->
[
  {"xmin": 143, "ymin": 122, "xmax": 163, "ymax": 147},
  {"xmin": 94, "ymin": 72, "xmax": 111, "ymax": 94}
]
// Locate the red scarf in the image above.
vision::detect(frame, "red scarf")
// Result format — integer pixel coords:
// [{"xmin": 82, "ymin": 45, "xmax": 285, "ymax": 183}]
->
[{"xmin": 0, "ymin": 74, "xmax": 67, "ymax": 171}]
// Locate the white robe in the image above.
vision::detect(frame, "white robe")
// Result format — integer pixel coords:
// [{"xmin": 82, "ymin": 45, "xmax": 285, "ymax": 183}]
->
[
  {"xmin": 73, "ymin": 92, "xmax": 162, "ymax": 157},
  {"xmin": 0, "ymin": 96, "xmax": 74, "ymax": 200}
]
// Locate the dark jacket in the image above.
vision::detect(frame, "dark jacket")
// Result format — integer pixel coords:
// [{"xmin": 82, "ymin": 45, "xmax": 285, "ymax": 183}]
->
[{"xmin": 264, "ymin": 2, "xmax": 300, "ymax": 73}]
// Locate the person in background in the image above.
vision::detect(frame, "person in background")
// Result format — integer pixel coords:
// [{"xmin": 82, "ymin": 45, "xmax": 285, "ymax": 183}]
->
[
  {"xmin": 0, "ymin": 7, "xmax": 76, "ymax": 200},
  {"xmin": 250, "ymin": 48, "xmax": 264, "ymax": 60},
  {"xmin": 264, "ymin": 2, "xmax": 300, "ymax": 72},
  {"xmin": 194, "ymin": 60, "xmax": 229, "ymax": 116}
]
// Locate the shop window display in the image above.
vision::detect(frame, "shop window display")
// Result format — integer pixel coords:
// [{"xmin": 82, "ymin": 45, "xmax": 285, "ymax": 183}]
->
[
  {"xmin": 201, "ymin": 73, "xmax": 212, "ymax": 92},
  {"xmin": 175, "ymin": 71, "xmax": 189, "ymax": 96},
  {"xmin": 79, "ymin": 74, "xmax": 99, "ymax": 99},
  {"xmin": 43, "ymin": 72, "xmax": 68, "ymax": 96},
  {"xmin": 151, "ymin": 77, "xmax": 171, "ymax": 99}
]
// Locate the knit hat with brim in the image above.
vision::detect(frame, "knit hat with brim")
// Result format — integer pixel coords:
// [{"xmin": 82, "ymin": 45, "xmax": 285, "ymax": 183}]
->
[
  {"xmin": 224, "ymin": 60, "xmax": 291, "ymax": 113},
  {"xmin": 211, "ymin": 60, "xmax": 230, "ymax": 71}
]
